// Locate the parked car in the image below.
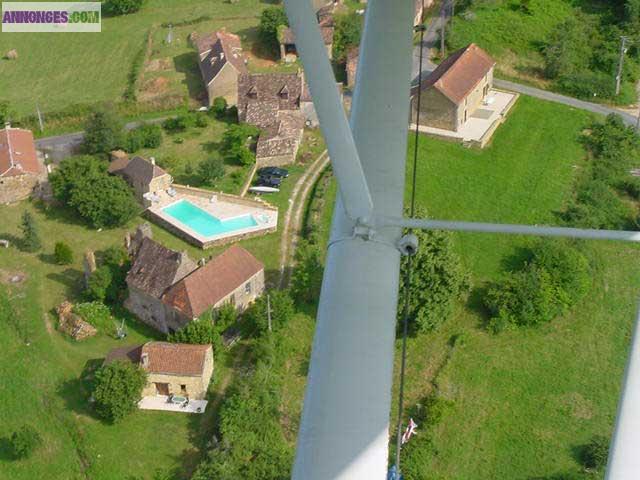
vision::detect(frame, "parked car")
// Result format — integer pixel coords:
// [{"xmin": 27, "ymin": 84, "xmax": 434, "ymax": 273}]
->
[
  {"xmin": 256, "ymin": 176, "xmax": 282, "ymax": 188},
  {"xmin": 258, "ymin": 167, "xmax": 289, "ymax": 178}
]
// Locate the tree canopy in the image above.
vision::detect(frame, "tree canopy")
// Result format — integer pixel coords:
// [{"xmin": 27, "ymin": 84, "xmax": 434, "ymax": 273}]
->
[
  {"xmin": 259, "ymin": 7, "xmax": 289, "ymax": 53},
  {"xmin": 83, "ymin": 108, "xmax": 125, "ymax": 154},
  {"xmin": 93, "ymin": 360, "xmax": 147, "ymax": 423}
]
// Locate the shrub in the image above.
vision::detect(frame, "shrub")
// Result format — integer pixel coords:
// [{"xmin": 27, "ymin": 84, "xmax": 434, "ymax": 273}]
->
[
  {"xmin": 199, "ymin": 157, "xmax": 225, "ymax": 185},
  {"xmin": 125, "ymin": 128, "xmax": 145, "ymax": 153},
  {"xmin": 74, "ymin": 302, "xmax": 113, "ymax": 332},
  {"xmin": 581, "ymin": 435, "xmax": 609, "ymax": 470},
  {"xmin": 138, "ymin": 123, "xmax": 162, "ymax": 148},
  {"xmin": 20, "ymin": 211, "xmax": 42, "ymax": 252},
  {"xmin": 104, "ymin": 0, "xmax": 144, "ymax": 16},
  {"xmin": 243, "ymin": 290, "xmax": 295, "ymax": 335},
  {"xmin": 93, "ymin": 360, "xmax": 147, "ymax": 422},
  {"xmin": 162, "ymin": 114, "xmax": 195, "ymax": 133},
  {"xmin": 83, "ymin": 108, "xmax": 125, "ymax": 154},
  {"xmin": 195, "ymin": 113, "xmax": 209, "ymax": 128},
  {"xmin": 484, "ymin": 240, "xmax": 591, "ymax": 330},
  {"xmin": 220, "ymin": 123, "xmax": 259, "ymax": 165},
  {"xmin": 400, "ymin": 228, "xmax": 471, "ymax": 333},
  {"xmin": 9, "ymin": 425, "xmax": 42, "ymax": 459},
  {"xmin": 259, "ymin": 7, "xmax": 288, "ymax": 53},
  {"xmin": 214, "ymin": 303, "xmax": 238, "ymax": 332},
  {"xmin": 291, "ymin": 240, "xmax": 324, "ymax": 305},
  {"xmin": 211, "ymin": 97, "xmax": 228, "ymax": 118},
  {"xmin": 167, "ymin": 316, "xmax": 216, "ymax": 345},
  {"xmin": 86, "ymin": 266, "xmax": 113, "ymax": 302},
  {"xmin": 0, "ymin": 100, "xmax": 13, "ymax": 125},
  {"xmin": 333, "ymin": 13, "xmax": 363, "ymax": 62},
  {"xmin": 563, "ymin": 179, "xmax": 636, "ymax": 230},
  {"xmin": 54, "ymin": 242, "xmax": 74, "ymax": 265}
]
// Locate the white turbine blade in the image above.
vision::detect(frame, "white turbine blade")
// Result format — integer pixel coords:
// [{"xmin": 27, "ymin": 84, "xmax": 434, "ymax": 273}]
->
[
  {"xmin": 284, "ymin": 0, "xmax": 373, "ymax": 221},
  {"xmin": 379, "ymin": 217, "xmax": 640, "ymax": 243},
  {"xmin": 291, "ymin": 1, "xmax": 416, "ymax": 479},
  {"xmin": 607, "ymin": 300, "xmax": 640, "ymax": 479}
]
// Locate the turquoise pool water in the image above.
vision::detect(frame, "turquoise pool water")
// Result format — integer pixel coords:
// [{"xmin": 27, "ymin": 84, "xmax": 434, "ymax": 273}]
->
[{"xmin": 163, "ymin": 200, "xmax": 257, "ymax": 237}]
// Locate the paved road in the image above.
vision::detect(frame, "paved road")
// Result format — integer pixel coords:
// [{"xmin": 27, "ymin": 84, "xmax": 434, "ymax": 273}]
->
[{"xmin": 411, "ymin": 0, "xmax": 450, "ymax": 82}]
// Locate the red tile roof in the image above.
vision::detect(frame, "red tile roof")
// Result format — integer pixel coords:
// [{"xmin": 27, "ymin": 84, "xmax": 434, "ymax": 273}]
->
[
  {"xmin": 414, "ymin": 43, "xmax": 495, "ymax": 105},
  {"xmin": 105, "ymin": 342, "xmax": 212, "ymax": 376},
  {"xmin": 0, "ymin": 127, "xmax": 40, "ymax": 178},
  {"xmin": 163, "ymin": 245, "xmax": 263, "ymax": 319}
]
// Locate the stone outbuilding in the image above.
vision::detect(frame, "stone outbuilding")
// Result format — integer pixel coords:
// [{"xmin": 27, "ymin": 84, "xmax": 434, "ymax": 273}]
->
[
  {"xmin": 108, "ymin": 155, "xmax": 173, "ymax": 206},
  {"xmin": 0, "ymin": 125, "xmax": 46, "ymax": 204},
  {"xmin": 104, "ymin": 342, "xmax": 214, "ymax": 400},
  {"xmin": 410, "ymin": 43, "xmax": 496, "ymax": 132},
  {"xmin": 192, "ymin": 30, "xmax": 248, "ymax": 107}
]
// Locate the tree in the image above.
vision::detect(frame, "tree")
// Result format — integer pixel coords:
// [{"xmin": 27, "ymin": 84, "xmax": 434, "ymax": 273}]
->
[
  {"xmin": 333, "ymin": 13, "xmax": 363, "ymax": 62},
  {"xmin": 211, "ymin": 97, "xmax": 228, "ymax": 118},
  {"xmin": 400, "ymin": 229, "xmax": 471, "ymax": 333},
  {"xmin": 259, "ymin": 7, "xmax": 288, "ymax": 53},
  {"xmin": 93, "ymin": 360, "xmax": 146, "ymax": 423},
  {"xmin": 103, "ymin": 0, "xmax": 144, "ymax": 16},
  {"xmin": 49, "ymin": 155, "xmax": 108, "ymax": 203},
  {"xmin": 199, "ymin": 157, "xmax": 225, "ymax": 185},
  {"xmin": 220, "ymin": 123, "xmax": 259, "ymax": 165},
  {"xmin": 291, "ymin": 240, "xmax": 324, "ymax": 304},
  {"xmin": 86, "ymin": 266, "xmax": 113, "ymax": 302},
  {"xmin": 54, "ymin": 242, "xmax": 74, "ymax": 265},
  {"xmin": 20, "ymin": 211, "xmax": 41, "ymax": 252},
  {"xmin": 243, "ymin": 290, "xmax": 294, "ymax": 335},
  {"xmin": 543, "ymin": 15, "xmax": 596, "ymax": 79},
  {"xmin": 581, "ymin": 435, "xmax": 610, "ymax": 470},
  {"xmin": 167, "ymin": 317, "xmax": 217, "ymax": 345},
  {"xmin": 83, "ymin": 108, "xmax": 125, "ymax": 154},
  {"xmin": 0, "ymin": 101, "xmax": 12, "ymax": 125},
  {"xmin": 9, "ymin": 425, "xmax": 42, "ymax": 459}
]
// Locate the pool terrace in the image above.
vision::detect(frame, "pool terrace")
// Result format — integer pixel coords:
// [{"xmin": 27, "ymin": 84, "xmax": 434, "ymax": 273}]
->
[{"xmin": 146, "ymin": 184, "xmax": 278, "ymax": 249}]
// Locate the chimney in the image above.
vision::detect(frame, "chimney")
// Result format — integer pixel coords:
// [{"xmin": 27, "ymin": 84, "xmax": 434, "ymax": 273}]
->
[
  {"xmin": 198, "ymin": 258, "xmax": 206, "ymax": 267},
  {"xmin": 4, "ymin": 122, "xmax": 10, "ymax": 129},
  {"xmin": 141, "ymin": 352, "xmax": 149, "ymax": 368},
  {"xmin": 149, "ymin": 156, "xmax": 155, "ymax": 165}
]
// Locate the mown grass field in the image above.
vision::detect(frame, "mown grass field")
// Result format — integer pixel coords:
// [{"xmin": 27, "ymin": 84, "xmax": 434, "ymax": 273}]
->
[
  {"xmin": 389, "ymin": 96, "xmax": 640, "ymax": 478},
  {"xmin": 0, "ymin": 0, "xmax": 277, "ymax": 117}
]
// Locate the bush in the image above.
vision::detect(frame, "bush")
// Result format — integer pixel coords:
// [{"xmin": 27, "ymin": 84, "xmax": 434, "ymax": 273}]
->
[
  {"xmin": 9, "ymin": 425, "xmax": 42, "ymax": 459},
  {"xmin": 400, "ymin": 228, "xmax": 471, "ymax": 333},
  {"xmin": 243, "ymin": 290, "xmax": 295, "ymax": 335},
  {"xmin": 83, "ymin": 108, "xmax": 125, "ymax": 154},
  {"xmin": 167, "ymin": 316, "xmax": 217, "ymax": 345},
  {"xmin": 93, "ymin": 360, "xmax": 147, "ymax": 423},
  {"xmin": 195, "ymin": 113, "xmax": 209, "ymax": 128},
  {"xmin": 291, "ymin": 240, "xmax": 324, "ymax": 305},
  {"xmin": 259, "ymin": 7, "xmax": 288, "ymax": 53},
  {"xmin": 484, "ymin": 240, "xmax": 591, "ymax": 330},
  {"xmin": 162, "ymin": 114, "xmax": 195, "ymax": 133},
  {"xmin": 54, "ymin": 242, "xmax": 74, "ymax": 265},
  {"xmin": 125, "ymin": 123, "xmax": 163, "ymax": 153},
  {"xmin": 20, "ymin": 211, "xmax": 41, "ymax": 252},
  {"xmin": 333, "ymin": 13, "xmax": 364, "ymax": 62},
  {"xmin": 211, "ymin": 97, "xmax": 228, "ymax": 118},
  {"xmin": 581, "ymin": 435, "xmax": 609, "ymax": 470},
  {"xmin": 199, "ymin": 157, "xmax": 225, "ymax": 185},
  {"xmin": 86, "ymin": 266, "xmax": 113, "ymax": 302},
  {"xmin": 125, "ymin": 128, "xmax": 145, "ymax": 153},
  {"xmin": 563, "ymin": 179, "xmax": 636, "ymax": 230},
  {"xmin": 74, "ymin": 302, "xmax": 113, "ymax": 332},
  {"xmin": 104, "ymin": 0, "xmax": 144, "ymax": 16},
  {"xmin": 0, "ymin": 100, "xmax": 13, "ymax": 125}
]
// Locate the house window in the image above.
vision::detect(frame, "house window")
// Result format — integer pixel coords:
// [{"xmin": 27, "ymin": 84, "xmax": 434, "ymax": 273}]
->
[
  {"xmin": 247, "ymin": 86, "xmax": 258, "ymax": 99},
  {"xmin": 245, "ymin": 282, "xmax": 252, "ymax": 294},
  {"xmin": 180, "ymin": 384, "xmax": 187, "ymax": 395}
]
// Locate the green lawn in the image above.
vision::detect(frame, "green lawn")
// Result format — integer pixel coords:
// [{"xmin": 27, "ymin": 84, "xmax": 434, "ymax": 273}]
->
[
  {"xmin": 0, "ymin": 0, "xmax": 280, "ymax": 118},
  {"xmin": 391, "ymin": 96, "xmax": 640, "ymax": 478}
]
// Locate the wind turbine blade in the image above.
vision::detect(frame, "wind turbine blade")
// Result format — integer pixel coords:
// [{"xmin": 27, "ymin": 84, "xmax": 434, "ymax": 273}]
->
[
  {"xmin": 284, "ymin": 0, "xmax": 373, "ymax": 221},
  {"xmin": 379, "ymin": 217, "xmax": 640, "ymax": 243}
]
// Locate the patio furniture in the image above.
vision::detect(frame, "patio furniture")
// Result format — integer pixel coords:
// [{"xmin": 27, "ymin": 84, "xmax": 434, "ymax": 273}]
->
[{"xmin": 167, "ymin": 188, "xmax": 177, "ymax": 197}]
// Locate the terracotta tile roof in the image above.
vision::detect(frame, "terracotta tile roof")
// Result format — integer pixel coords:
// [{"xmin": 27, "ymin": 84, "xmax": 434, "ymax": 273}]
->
[
  {"xmin": 104, "ymin": 342, "xmax": 211, "ymax": 377},
  {"xmin": 126, "ymin": 237, "xmax": 197, "ymax": 298},
  {"xmin": 141, "ymin": 342, "xmax": 211, "ymax": 376},
  {"xmin": 107, "ymin": 154, "xmax": 131, "ymax": 174},
  {"xmin": 0, "ymin": 127, "xmax": 41, "ymax": 178},
  {"xmin": 195, "ymin": 30, "xmax": 248, "ymax": 87},
  {"xmin": 414, "ymin": 43, "xmax": 495, "ymax": 105},
  {"xmin": 163, "ymin": 245, "xmax": 263, "ymax": 319},
  {"xmin": 237, "ymin": 73, "xmax": 303, "ymax": 124},
  {"xmin": 114, "ymin": 156, "xmax": 168, "ymax": 185}
]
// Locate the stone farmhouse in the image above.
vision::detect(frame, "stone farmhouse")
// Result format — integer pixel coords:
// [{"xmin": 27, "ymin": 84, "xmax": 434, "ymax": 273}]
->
[
  {"xmin": 279, "ymin": 3, "xmax": 335, "ymax": 63},
  {"xmin": 108, "ymin": 154, "xmax": 172, "ymax": 206},
  {"xmin": 237, "ymin": 72, "xmax": 313, "ymax": 165},
  {"xmin": 124, "ymin": 225, "xmax": 265, "ymax": 334},
  {"xmin": 0, "ymin": 124, "xmax": 45, "ymax": 204},
  {"xmin": 105, "ymin": 342, "xmax": 214, "ymax": 400},
  {"xmin": 410, "ymin": 43, "xmax": 496, "ymax": 133},
  {"xmin": 192, "ymin": 30, "xmax": 248, "ymax": 107}
]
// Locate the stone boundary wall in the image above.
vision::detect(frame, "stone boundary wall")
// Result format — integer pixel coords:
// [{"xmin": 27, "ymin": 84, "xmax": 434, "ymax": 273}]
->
[{"xmin": 172, "ymin": 184, "xmax": 277, "ymax": 212}]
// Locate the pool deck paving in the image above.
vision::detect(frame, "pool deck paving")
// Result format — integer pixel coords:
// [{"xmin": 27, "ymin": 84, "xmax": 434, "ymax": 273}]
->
[{"xmin": 138, "ymin": 395, "xmax": 208, "ymax": 413}]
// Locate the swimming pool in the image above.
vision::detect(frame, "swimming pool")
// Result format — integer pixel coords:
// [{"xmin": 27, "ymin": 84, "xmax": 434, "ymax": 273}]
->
[{"xmin": 163, "ymin": 200, "xmax": 257, "ymax": 238}]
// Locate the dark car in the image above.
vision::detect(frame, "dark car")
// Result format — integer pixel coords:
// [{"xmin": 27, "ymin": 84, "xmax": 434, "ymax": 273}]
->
[
  {"xmin": 256, "ymin": 176, "xmax": 282, "ymax": 188},
  {"xmin": 258, "ymin": 167, "xmax": 289, "ymax": 178}
]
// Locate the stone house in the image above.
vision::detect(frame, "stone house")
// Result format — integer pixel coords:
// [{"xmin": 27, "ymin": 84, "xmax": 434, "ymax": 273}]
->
[
  {"xmin": 0, "ymin": 125, "xmax": 45, "ymax": 204},
  {"xmin": 108, "ymin": 155, "xmax": 173, "ymax": 205},
  {"xmin": 279, "ymin": 5, "xmax": 335, "ymax": 63},
  {"xmin": 192, "ymin": 30, "xmax": 248, "ymax": 107},
  {"xmin": 410, "ymin": 43, "xmax": 495, "ymax": 132},
  {"xmin": 104, "ymin": 342, "xmax": 214, "ymax": 400},
  {"xmin": 124, "ymin": 225, "xmax": 265, "ymax": 333}
]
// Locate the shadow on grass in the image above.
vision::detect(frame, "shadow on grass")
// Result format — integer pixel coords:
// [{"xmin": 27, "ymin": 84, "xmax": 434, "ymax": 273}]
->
[
  {"xmin": 173, "ymin": 52, "xmax": 206, "ymax": 103},
  {"xmin": 0, "ymin": 437, "xmax": 14, "ymax": 462},
  {"xmin": 466, "ymin": 284, "xmax": 492, "ymax": 330},
  {"xmin": 56, "ymin": 358, "xmax": 103, "ymax": 421},
  {"xmin": 46, "ymin": 268, "xmax": 83, "ymax": 297}
]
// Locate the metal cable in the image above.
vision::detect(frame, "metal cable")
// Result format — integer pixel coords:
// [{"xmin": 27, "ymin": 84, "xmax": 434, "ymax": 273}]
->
[{"xmin": 393, "ymin": 0, "xmax": 428, "ymax": 474}]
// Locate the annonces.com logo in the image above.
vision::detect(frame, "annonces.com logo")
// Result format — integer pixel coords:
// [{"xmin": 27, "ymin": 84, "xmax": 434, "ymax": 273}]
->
[{"xmin": 1, "ymin": 2, "xmax": 101, "ymax": 32}]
